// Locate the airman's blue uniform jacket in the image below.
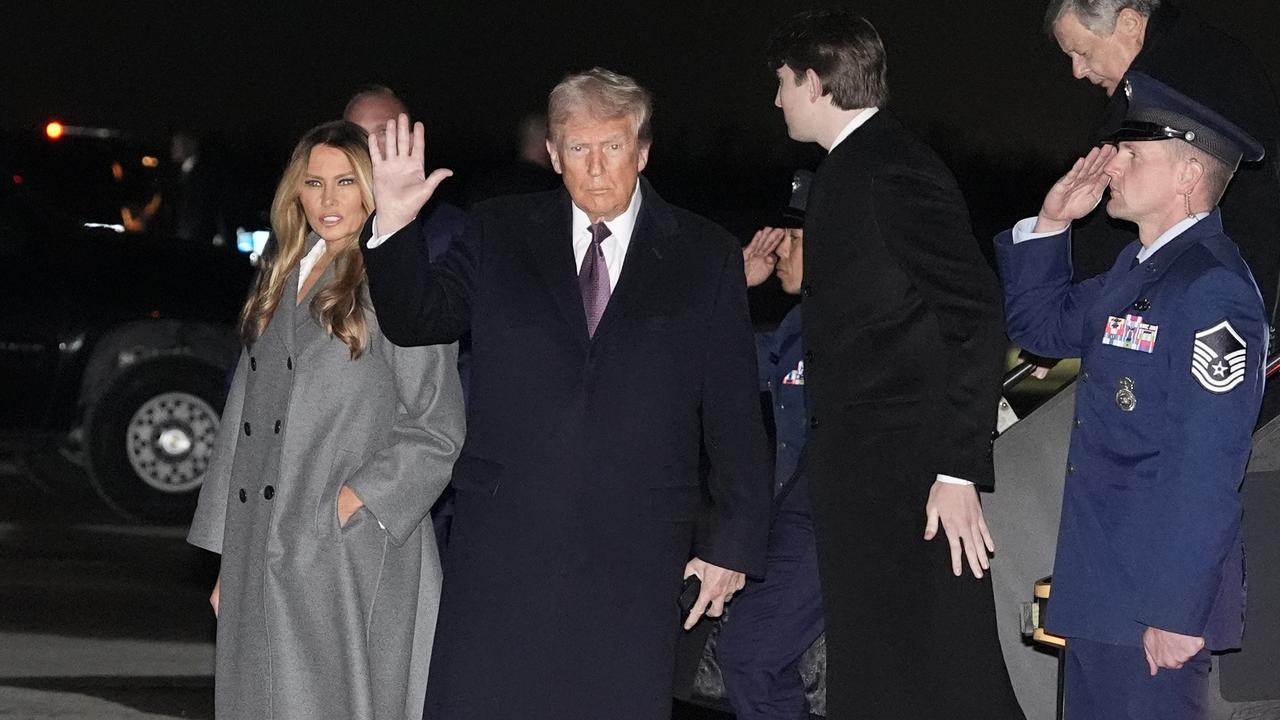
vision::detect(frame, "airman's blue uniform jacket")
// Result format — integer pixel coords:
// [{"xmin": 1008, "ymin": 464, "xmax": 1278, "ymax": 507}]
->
[
  {"xmin": 757, "ymin": 305, "xmax": 806, "ymax": 497},
  {"xmin": 995, "ymin": 211, "xmax": 1265, "ymax": 650}
]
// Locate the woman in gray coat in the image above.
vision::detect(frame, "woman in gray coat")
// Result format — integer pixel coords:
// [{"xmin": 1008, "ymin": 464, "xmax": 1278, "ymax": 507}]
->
[{"xmin": 187, "ymin": 121, "xmax": 464, "ymax": 720}]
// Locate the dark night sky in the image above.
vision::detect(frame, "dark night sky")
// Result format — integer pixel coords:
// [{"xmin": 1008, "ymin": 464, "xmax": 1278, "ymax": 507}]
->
[{"xmin": 5, "ymin": 1, "xmax": 1278, "ymax": 173}]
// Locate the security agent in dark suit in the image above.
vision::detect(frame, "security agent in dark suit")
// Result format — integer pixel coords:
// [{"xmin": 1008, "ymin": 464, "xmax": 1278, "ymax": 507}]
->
[
  {"xmin": 994, "ymin": 72, "xmax": 1266, "ymax": 719},
  {"xmin": 766, "ymin": 10, "xmax": 1024, "ymax": 719},
  {"xmin": 359, "ymin": 68, "xmax": 771, "ymax": 720},
  {"xmin": 716, "ymin": 172, "xmax": 825, "ymax": 720},
  {"xmin": 345, "ymin": 86, "xmax": 467, "ymax": 262}
]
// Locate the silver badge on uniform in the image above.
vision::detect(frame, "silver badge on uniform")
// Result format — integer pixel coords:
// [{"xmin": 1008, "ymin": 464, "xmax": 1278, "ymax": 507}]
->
[{"xmin": 1115, "ymin": 377, "xmax": 1137, "ymax": 412}]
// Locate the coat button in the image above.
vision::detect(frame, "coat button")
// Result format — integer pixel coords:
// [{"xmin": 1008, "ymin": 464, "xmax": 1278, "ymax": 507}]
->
[
  {"xmin": 804, "ymin": 350, "xmax": 815, "ymax": 365},
  {"xmin": 1134, "ymin": 298, "xmax": 1151, "ymax": 312},
  {"xmin": 1066, "ymin": 463, "xmax": 1076, "ymax": 476},
  {"xmin": 802, "ymin": 285, "xmax": 813, "ymax": 297},
  {"xmin": 809, "ymin": 416, "xmax": 820, "ymax": 430},
  {"xmin": 263, "ymin": 485, "xmax": 275, "ymax": 500},
  {"xmin": 287, "ymin": 357, "xmax": 294, "ymax": 370},
  {"xmin": 250, "ymin": 356, "xmax": 257, "ymax": 371},
  {"xmin": 1074, "ymin": 418, "xmax": 1082, "ymax": 427},
  {"xmin": 243, "ymin": 422, "xmax": 251, "ymax": 436},
  {"xmin": 1080, "ymin": 372, "xmax": 1089, "ymax": 383},
  {"xmin": 238, "ymin": 488, "xmax": 247, "ymax": 503},
  {"xmin": 274, "ymin": 420, "xmax": 281, "ymax": 434}
]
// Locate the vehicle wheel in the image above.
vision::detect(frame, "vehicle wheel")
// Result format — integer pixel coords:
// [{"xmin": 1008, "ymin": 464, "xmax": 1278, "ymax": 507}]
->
[{"xmin": 86, "ymin": 359, "xmax": 229, "ymax": 524}]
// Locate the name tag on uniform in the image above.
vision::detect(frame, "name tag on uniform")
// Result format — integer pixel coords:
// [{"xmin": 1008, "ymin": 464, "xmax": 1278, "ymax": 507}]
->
[
  {"xmin": 782, "ymin": 360, "xmax": 805, "ymax": 385},
  {"xmin": 1102, "ymin": 314, "xmax": 1158, "ymax": 354}
]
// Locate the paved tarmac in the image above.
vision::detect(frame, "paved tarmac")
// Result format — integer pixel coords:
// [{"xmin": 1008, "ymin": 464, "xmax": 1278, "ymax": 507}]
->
[
  {"xmin": 0, "ymin": 459, "xmax": 732, "ymax": 719},
  {"xmin": 0, "ymin": 455, "xmax": 217, "ymax": 719}
]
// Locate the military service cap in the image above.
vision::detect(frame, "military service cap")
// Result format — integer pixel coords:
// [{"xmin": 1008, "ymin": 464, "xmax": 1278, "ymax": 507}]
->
[{"xmin": 1107, "ymin": 72, "xmax": 1264, "ymax": 171}]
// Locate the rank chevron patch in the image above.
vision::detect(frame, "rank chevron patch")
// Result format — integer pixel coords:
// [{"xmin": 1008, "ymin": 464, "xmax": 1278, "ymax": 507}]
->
[{"xmin": 1191, "ymin": 320, "xmax": 1248, "ymax": 393}]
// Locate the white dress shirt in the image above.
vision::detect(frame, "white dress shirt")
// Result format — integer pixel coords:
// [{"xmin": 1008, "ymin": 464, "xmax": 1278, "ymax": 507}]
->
[
  {"xmin": 368, "ymin": 182, "xmax": 644, "ymax": 294},
  {"xmin": 571, "ymin": 182, "xmax": 642, "ymax": 291},
  {"xmin": 828, "ymin": 107, "xmax": 880, "ymax": 153},
  {"xmin": 297, "ymin": 236, "xmax": 327, "ymax": 302}
]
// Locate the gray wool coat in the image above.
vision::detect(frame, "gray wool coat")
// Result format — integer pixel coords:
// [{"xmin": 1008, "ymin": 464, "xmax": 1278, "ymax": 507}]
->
[{"xmin": 188, "ymin": 251, "xmax": 465, "ymax": 720}]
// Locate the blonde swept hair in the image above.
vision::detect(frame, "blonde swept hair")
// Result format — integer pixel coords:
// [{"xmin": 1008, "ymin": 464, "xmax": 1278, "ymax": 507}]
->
[
  {"xmin": 547, "ymin": 67, "xmax": 653, "ymax": 145},
  {"xmin": 239, "ymin": 120, "xmax": 374, "ymax": 359}
]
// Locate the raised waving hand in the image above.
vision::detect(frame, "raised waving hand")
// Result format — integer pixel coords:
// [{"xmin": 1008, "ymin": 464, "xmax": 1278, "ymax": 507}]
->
[{"xmin": 368, "ymin": 114, "xmax": 454, "ymax": 237}]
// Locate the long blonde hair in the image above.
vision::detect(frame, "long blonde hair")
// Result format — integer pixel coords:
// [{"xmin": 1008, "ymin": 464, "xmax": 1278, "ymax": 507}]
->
[{"xmin": 239, "ymin": 121, "xmax": 375, "ymax": 359}]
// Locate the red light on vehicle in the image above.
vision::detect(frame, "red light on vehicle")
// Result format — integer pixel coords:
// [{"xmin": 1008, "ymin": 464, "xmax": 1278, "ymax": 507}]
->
[
  {"xmin": 45, "ymin": 121, "xmax": 66, "ymax": 140},
  {"xmin": 149, "ymin": 310, "xmax": 162, "ymax": 318},
  {"xmin": 11, "ymin": 175, "xmax": 21, "ymax": 185}
]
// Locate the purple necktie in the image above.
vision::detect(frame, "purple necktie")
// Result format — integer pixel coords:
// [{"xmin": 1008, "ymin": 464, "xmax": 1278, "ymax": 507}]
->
[{"xmin": 579, "ymin": 221, "xmax": 612, "ymax": 337}]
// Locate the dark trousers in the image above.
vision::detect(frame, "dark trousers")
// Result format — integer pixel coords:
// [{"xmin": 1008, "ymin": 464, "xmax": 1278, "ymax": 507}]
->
[
  {"xmin": 717, "ymin": 476, "xmax": 825, "ymax": 720},
  {"xmin": 1065, "ymin": 636, "xmax": 1211, "ymax": 720}
]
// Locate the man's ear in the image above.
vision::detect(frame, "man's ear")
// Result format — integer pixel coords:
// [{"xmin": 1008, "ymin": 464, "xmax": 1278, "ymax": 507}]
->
[
  {"xmin": 1114, "ymin": 8, "xmax": 1149, "ymax": 45},
  {"xmin": 546, "ymin": 140, "xmax": 563, "ymax": 174},
  {"xmin": 636, "ymin": 140, "xmax": 651, "ymax": 173},
  {"xmin": 1178, "ymin": 155, "xmax": 1206, "ymax": 195},
  {"xmin": 804, "ymin": 68, "xmax": 824, "ymax": 103}
]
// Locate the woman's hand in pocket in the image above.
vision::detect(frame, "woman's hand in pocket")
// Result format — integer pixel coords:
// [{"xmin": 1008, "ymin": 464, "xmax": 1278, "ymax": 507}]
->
[
  {"xmin": 210, "ymin": 575, "xmax": 221, "ymax": 618},
  {"xmin": 337, "ymin": 485, "xmax": 365, "ymax": 528}
]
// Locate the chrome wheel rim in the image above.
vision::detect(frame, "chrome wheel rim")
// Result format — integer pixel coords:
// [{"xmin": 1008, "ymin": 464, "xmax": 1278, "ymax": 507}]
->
[{"xmin": 125, "ymin": 392, "xmax": 219, "ymax": 494}]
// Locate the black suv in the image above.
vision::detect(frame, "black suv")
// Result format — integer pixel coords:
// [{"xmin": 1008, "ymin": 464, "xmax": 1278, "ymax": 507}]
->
[{"xmin": 1, "ymin": 129, "xmax": 254, "ymax": 523}]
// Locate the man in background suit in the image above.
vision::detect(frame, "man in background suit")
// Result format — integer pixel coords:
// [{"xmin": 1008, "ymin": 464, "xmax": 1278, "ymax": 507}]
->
[
  {"xmin": 359, "ymin": 68, "xmax": 771, "ymax": 720},
  {"xmin": 345, "ymin": 86, "xmax": 466, "ymax": 262},
  {"xmin": 1044, "ymin": 0, "xmax": 1280, "ymax": 322},
  {"xmin": 766, "ymin": 9, "xmax": 1024, "ymax": 718}
]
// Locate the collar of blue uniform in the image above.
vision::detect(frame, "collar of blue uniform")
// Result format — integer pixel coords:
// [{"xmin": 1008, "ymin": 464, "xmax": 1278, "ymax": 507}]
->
[{"xmin": 1119, "ymin": 209, "xmax": 1224, "ymax": 274}]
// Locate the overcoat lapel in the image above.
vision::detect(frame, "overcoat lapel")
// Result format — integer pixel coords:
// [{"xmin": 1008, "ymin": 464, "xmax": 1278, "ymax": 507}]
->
[
  {"xmin": 293, "ymin": 261, "xmax": 339, "ymax": 359},
  {"xmin": 520, "ymin": 191, "xmax": 590, "ymax": 350},
  {"xmin": 276, "ymin": 267, "xmax": 299, "ymax": 357},
  {"xmin": 513, "ymin": 180, "xmax": 679, "ymax": 345},
  {"xmin": 594, "ymin": 179, "xmax": 678, "ymax": 339},
  {"xmin": 288, "ymin": 233, "xmax": 340, "ymax": 359}
]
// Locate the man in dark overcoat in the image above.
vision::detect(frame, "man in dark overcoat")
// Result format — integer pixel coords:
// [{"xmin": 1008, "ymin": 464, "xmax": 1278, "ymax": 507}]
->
[
  {"xmin": 764, "ymin": 9, "xmax": 1025, "ymax": 719},
  {"xmin": 1045, "ymin": 0, "xmax": 1280, "ymax": 320},
  {"xmin": 359, "ymin": 68, "xmax": 771, "ymax": 720}
]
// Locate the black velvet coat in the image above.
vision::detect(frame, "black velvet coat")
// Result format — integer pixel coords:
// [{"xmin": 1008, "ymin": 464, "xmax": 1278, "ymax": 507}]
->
[{"xmin": 800, "ymin": 110, "xmax": 1025, "ymax": 719}]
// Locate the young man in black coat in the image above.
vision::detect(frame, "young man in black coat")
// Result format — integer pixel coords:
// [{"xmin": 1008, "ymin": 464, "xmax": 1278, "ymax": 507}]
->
[{"xmin": 766, "ymin": 9, "xmax": 1025, "ymax": 718}]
